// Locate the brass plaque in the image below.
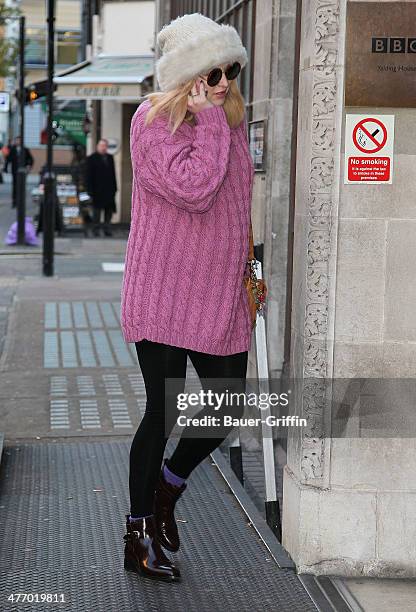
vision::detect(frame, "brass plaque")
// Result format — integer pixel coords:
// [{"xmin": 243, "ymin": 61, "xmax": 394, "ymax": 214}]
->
[{"xmin": 346, "ymin": 1, "xmax": 416, "ymax": 107}]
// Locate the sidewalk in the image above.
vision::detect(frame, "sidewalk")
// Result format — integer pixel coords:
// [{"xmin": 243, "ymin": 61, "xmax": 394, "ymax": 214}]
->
[
  {"xmin": 0, "ymin": 185, "xmax": 320, "ymax": 612},
  {"xmin": 1, "ymin": 178, "xmax": 414, "ymax": 611}
]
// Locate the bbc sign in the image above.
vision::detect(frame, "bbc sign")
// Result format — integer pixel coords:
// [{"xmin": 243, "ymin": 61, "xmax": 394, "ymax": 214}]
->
[
  {"xmin": 372, "ymin": 38, "xmax": 416, "ymax": 54},
  {"xmin": 345, "ymin": 2, "xmax": 416, "ymax": 107}
]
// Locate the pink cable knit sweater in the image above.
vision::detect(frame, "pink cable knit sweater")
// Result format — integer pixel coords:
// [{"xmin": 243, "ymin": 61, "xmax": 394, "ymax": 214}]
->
[{"xmin": 120, "ymin": 98, "xmax": 255, "ymax": 355}]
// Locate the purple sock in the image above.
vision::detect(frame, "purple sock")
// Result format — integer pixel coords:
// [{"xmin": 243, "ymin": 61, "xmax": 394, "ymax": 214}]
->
[
  {"xmin": 163, "ymin": 462, "xmax": 186, "ymax": 487},
  {"xmin": 129, "ymin": 513, "xmax": 153, "ymax": 521}
]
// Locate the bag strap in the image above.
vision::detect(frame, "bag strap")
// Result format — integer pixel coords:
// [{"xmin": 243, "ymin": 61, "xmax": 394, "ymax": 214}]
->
[{"xmin": 248, "ymin": 220, "xmax": 255, "ymax": 261}]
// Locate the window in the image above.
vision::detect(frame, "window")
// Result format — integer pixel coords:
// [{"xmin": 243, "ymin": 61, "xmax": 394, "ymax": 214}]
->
[
  {"xmin": 56, "ymin": 31, "xmax": 81, "ymax": 65},
  {"xmin": 26, "ymin": 27, "xmax": 47, "ymax": 65},
  {"xmin": 25, "ymin": 27, "xmax": 81, "ymax": 66}
]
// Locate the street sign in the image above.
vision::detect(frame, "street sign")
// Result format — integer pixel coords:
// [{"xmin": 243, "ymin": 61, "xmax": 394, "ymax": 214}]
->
[
  {"xmin": 352, "ymin": 118, "xmax": 387, "ymax": 154},
  {"xmin": 0, "ymin": 92, "xmax": 10, "ymax": 113},
  {"xmin": 344, "ymin": 114, "xmax": 394, "ymax": 184}
]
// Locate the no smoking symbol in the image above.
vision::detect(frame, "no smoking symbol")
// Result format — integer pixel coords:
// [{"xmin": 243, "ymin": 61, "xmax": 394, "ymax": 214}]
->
[{"xmin": 352, "ymin": 118, "xmax": 388, "ymax": 154}]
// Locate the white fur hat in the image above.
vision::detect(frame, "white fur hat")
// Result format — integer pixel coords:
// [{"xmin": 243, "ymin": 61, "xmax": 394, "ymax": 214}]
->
[{"xmin": 155, "ymin": 13, "xmax": 248, "ymax": 92}]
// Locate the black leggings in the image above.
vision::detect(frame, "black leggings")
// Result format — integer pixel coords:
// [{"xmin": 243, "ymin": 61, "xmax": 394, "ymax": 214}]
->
[{"xmin": 129, "ymin": 339, "xmax": 248, "ymax": 516}]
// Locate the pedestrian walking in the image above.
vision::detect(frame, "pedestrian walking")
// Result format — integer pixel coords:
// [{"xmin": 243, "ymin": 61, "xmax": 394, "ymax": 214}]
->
[
  {"xmin": 2, "ymin": 141, "xmax": 10, "ymax": 160},
  {"xmin": 1, "ymin": 141, "xmax": 11, "ymax": 183},
  {"xmin": 0, "ymin": 143, "xmax": 4, "ymax": 184},
  {"xmin": 4, "ymin": 136, "xmax": 34, "ymax": 208},
  {"xmin": 85, "ymin": 138, "xmax": 117, "ymax": 236},
  {"xmin": 120, "ymin": 13, "xmax": 255, "ymax": 582}
]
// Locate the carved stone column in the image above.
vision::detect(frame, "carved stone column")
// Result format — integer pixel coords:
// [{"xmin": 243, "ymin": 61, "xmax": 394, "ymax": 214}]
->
[
  {"xmin": 283, "ymin": 0, "xmax": 416, "ymax": 578},
  {"xmin": 282, "ymin": 0, "xmax": 346, "ymax": 570}
]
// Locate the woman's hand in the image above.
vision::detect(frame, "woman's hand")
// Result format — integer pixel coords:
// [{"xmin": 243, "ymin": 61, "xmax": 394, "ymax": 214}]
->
[{"xmin": 187, "ymin": 78, "xmax": 214, "ymax": 114}]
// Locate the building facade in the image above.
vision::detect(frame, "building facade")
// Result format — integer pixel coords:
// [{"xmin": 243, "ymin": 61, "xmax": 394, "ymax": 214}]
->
[
  {"xmin": 92, "ymin": 1, "xmax": 155, "ymax": 224},
  {"xmin": 54, "ymin": 0, "xmax": 155, "ymax": 223},
  {"xmin": 156, "ymin": 0, "xmax": 416, "ymax": 579},
  {"xmin": 6, "ymin": 0, "xmax": 83, "ymax": 172}
]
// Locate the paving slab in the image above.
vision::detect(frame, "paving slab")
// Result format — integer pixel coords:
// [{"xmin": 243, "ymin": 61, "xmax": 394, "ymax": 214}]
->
[{"xmin": 343, "ymin": 577, "xmax": 416, "ymax": 612}]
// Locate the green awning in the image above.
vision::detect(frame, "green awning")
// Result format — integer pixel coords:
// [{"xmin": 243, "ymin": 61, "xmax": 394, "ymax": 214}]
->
[{"xmin": 53, "ymin": 55, "xmax": 154, "ymax": 100}]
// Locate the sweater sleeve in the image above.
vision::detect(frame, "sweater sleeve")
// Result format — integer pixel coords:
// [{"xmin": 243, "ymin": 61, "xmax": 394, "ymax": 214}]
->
[{"xmin": 132, "ymin": 105, "xmax": 232, "ymax": 214}]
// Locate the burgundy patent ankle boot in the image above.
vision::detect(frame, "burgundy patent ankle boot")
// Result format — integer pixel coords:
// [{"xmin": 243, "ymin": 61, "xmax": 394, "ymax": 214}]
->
[
  {"xmin": 153, "ymin": 459, "xmax": 187, "ymax": 552},
  {"xmin": 123, "ymin": 513, "xmax": 181, "ymax": 581}
]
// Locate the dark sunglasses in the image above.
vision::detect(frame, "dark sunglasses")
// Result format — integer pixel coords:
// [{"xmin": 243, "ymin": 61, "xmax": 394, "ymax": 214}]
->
[{"xmin": 200, "ymin": 61, "xmax": 241, "ymax": 87}]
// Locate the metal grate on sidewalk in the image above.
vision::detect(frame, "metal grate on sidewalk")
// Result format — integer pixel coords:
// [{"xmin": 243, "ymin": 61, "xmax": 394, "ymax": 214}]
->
[{"xmin": 0, "ymin": 440, "xmax": 317, "ymax": 612}]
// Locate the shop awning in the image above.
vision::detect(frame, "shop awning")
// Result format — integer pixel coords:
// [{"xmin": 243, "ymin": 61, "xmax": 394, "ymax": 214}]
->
[{"xmin": 53, "ymin": 54, "xmax": 154, "ymax": 100}]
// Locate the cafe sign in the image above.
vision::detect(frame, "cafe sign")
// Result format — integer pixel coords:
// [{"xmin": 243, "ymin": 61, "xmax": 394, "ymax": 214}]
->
[
  {"xmin": 345, "ymin": 2, "xmax": 416, "ymax": 107},
  {"xmin": 55, "ymin": 82, "xmax": 141, "ymax": 100}
]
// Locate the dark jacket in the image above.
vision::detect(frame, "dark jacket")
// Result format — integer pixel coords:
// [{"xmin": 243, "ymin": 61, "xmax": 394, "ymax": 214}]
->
[
  {"xmin": 5, "ymin": 145, "xmax": 34, "ymax": 175},
  {"xmin": 85, "ymin": 151, "xmax": 117, "ymax": 211}
]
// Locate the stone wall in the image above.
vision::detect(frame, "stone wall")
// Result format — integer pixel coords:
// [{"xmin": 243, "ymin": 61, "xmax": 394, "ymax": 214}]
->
[{"xmin": 283, "ymin": 0, "xmax": 416, "ymax": 577}]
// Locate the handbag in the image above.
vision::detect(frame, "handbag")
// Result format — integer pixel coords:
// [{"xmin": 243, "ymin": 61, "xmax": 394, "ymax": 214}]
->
[{"xmin": 243, "ymin": 221, "xmax": 267, "ymax": 329}]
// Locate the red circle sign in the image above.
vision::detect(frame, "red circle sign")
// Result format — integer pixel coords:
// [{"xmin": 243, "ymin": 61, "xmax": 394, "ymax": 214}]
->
[{"xmin": 352, "ymin": 118, "xmax": 388, "ymax": 154}]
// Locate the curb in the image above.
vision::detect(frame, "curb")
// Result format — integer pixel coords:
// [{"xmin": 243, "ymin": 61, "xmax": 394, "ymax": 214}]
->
[
  {"xmin": 210, "ymin": 446, "xmax": 295, "ymax": 569},
  {"xmin": 0, "ymin": 432, "xmax": 4, "ymax": 469}
]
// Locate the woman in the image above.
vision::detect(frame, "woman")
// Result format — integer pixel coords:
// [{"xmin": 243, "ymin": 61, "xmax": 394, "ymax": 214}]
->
[{"xmin": 120, "ymin": 13, "xmax": 256, "ymax": 582}]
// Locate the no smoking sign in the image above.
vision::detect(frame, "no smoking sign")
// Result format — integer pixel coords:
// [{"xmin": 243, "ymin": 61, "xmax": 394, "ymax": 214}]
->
[{"xmin": 345, "ymin": 114, "xmax": 394, "ymax": 184}]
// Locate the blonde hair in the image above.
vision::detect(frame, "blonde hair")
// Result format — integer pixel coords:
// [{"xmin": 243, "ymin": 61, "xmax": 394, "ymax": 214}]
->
[{"xmin": 143, "ymin": 77, "xmax": 246, "ymax": 134}]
